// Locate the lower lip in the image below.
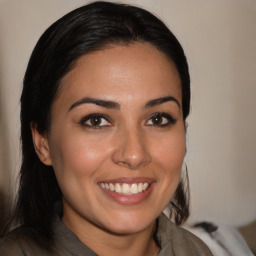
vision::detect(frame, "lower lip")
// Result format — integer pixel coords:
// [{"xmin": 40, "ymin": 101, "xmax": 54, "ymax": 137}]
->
[{"xmin": 99, "ymin": 183, "xmax": 154, "ymax": 205}]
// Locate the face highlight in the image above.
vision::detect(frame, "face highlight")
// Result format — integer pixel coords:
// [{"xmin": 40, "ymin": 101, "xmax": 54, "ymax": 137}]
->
[{"xmin": 33, "ymin": 42, "xmax": 186, "ymax": 237}]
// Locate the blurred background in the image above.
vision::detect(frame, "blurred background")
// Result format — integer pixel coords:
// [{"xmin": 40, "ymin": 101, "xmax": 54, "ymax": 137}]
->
[{"xmin": 0, "ymin": 0, "xmax": 255, "ymax": 232}]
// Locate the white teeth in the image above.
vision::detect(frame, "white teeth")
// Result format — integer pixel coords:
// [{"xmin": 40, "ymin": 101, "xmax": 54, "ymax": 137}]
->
[
  {"xmin": 138, "ymin": 183, "xmax": 143, "ymax": 192},
  {"xmin": 130, "ymin": 183, "xmax": 138, "ymax": 194},
  {"xmin": 143, "ymin": 183, "xmax": 149, "ymax": 190},
  {"xmin": 109, "ymin": 183, "xmax": 115, "ymax": 191},
  {"xmin": 122, "ymin": 183, "xmax": 130, "ymax": 195},
  {"xmin": 115, "ymin": 183, "xmax": 122, "ymax": 193},
  {"xmin": 99, "ymin": 182, "xmax": 150, "ymax": 195}
]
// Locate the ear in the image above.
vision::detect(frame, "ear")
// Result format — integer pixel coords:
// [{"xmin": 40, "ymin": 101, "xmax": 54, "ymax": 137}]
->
[{"xmin": 31, "ymin": 123, "xmax": 52, "ymax": 166}]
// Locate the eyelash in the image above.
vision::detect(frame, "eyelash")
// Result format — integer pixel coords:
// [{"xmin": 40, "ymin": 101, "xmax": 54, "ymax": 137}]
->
[
  {"xmin": 79, "ymin": 113, "xmax": 111, "ymax": 129},
  {"xmin": 79, "ymin": 112, "xmax": 176, "ymax": 129},
  {"xmin": 146, "ymin": 112, "xmax": 176, "ymax": 127}
]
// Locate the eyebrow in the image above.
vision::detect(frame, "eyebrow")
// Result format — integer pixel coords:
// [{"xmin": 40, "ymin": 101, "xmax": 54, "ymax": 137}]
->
[
  {"xmin": 69, "ymin": 97, "xmax": 120, "ymax": 111},
  {"xmin": 145, "ymin": 96, "xmax": 180, "ymax": 109},
  {"xmin": 69, "ymin": 96, "xmax": 180, "ymax": 111}
]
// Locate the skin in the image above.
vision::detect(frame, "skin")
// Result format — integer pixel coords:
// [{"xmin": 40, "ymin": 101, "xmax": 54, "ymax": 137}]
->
[{"xmin": 32, "ymin": 42, "xmax": 186, "ymax": 256}]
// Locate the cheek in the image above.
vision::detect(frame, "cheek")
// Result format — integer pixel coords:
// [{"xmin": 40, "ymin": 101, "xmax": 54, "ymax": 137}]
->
[
  {"xmin": 49, "ymin": 132, "xmax": 112, "ymax": 181},
  {"xmin": 153, "ymin": 131, "xmax": 186, "ymax": 174},
  {"xmin": 148, "ymin": 129, "xmax": 186, "ymax": 211},
  {"xmin": 48, "ymin": 133, "xmax": 113, "ymax": 212}
]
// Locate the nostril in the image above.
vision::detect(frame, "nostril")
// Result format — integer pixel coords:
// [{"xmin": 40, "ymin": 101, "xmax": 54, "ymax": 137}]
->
[
  {"xmin": 112, "ymin": 152, "xmax": 151, "ymax": 170},
  {"xmin": 111, "ymin": 130, "xmax": 151, "ymax": 169}
]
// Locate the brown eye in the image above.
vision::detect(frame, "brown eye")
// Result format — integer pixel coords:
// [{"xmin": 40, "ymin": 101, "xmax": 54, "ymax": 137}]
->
[
  {"xmin": 89, "ymin": 116, "xmax": 102, "ymax": 126},
  {"xmin": 80, "ymin": 114, "xmax": 111, "ymax": 128},
  {"xmin": 146, "ymin": 113, "xmax": 176, "ymax": 127},
  {"xmin": 151, "ymin": 114, "xmax": 163, "ymax": 125}
]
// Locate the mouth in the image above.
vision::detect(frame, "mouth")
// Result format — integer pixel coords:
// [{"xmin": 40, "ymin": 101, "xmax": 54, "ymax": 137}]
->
[
  {"xmin": 98, "ymin": 177, "xmax": 155, "ymax": 205},
  {"xmin": 99, "ymin": 182, "xmax": 149, "ymax": 195}
]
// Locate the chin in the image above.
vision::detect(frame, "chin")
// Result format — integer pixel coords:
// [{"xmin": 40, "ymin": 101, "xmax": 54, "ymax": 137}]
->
[
  {"xmin": 106, "ymin": 223, "xmax": 150, "ymax": 235},
  {"xmin": 101, "ymin": 212, "xmax": 157, "ymax": 235}
]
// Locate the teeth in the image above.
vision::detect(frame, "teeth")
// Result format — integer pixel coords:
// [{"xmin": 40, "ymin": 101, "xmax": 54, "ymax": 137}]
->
[
  {"xmin": 130, "ymin": 183, "xmax": 138, "ymax": 194},
  {"xmin": 115, "ymin": 183, "xmax": 122, "ymax": 193},
  {"xmin": 109, "ymin": 183, "xmax": 115, "ymax": 191},
  {"xmin": 138, "ymin": 183, "xmax": 143, "ymax": 192},
  {"xmin": 143, "ymin": 183, "xmax": 149, "ymax": 190},
  {"xmin": 99, "ymin": 182, "xmax": 150, "ymax": 195},
  {"xmin": 122, "ymin": 183, "xmax": 130, "ymax": 195}
]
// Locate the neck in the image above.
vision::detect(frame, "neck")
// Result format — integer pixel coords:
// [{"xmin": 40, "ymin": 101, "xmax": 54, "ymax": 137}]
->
[{"xmin": 62, "ymin": 212, "xmax": 160, "ymax": 256}]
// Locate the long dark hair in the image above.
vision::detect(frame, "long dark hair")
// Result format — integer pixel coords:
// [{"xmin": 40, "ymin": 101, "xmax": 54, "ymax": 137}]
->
[{"xmin": 4, "ymin": 0, "xmax": 190, "ymax": 241}]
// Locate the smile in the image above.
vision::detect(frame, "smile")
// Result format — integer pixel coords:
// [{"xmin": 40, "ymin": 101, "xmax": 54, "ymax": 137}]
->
[{"xmin": 99, "ymin": 182, "xmax": 149, "ymax": 195}]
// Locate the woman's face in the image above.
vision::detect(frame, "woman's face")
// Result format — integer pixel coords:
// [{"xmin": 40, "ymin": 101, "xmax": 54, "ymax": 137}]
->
[{"xmin": 37, "ymin": 42, "xmax": 186, "ymax": 235}]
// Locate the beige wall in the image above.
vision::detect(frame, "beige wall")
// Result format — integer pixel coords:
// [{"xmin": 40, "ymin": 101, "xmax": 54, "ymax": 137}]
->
[{"xmin": 0, "ymin": 0, "xmax": 255, "ymax": 226}]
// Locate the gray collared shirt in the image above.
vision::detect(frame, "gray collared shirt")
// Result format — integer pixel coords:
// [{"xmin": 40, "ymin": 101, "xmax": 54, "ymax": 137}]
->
[{"xmin": 0, "ymin": 214, "xmax": 213, "ymax": 255}]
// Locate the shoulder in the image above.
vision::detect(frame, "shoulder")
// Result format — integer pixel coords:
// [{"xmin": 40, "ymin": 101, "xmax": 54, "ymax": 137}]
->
[
  {"xmin": 0, "ymin": 226, "xmax": 29, "ymax": 255},
  {"xmin": 157, "ymin": 214, "xmax": 213, "ymax": 256},
  {"xmin": 0, "ymin": 226, "xmax": 55, "ymax": 256},
  {"xmin": 172, "ymin": 225, "xmax": 213, "ymax": 255}
]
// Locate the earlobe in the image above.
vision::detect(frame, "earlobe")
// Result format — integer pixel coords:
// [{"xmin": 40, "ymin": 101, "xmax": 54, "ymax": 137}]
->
[{"xmin": 30, "ymin": 123, "xmax": 52, "ymax": 166}]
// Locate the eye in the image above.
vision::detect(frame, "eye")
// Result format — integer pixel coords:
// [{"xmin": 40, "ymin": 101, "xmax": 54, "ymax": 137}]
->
[
  {"xmin": 146, "ymin": 113, "xmax": 176, "ymax": 127},
  {"xmin": 80, "ymin": 113, "xmax": 111, "ymax": 128}
]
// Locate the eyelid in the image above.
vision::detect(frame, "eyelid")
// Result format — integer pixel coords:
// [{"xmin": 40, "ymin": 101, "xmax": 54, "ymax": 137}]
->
[
  {"xmin": 79, "ymin": 113, "xmax": 112, "ymax": 128},
  {"xmin": 79, "ymin": 112, "xmax": 176, "ymax": 129},
  {"xmin": 146, "ymin": 112, "xmax": 176, "ymax": 126}
]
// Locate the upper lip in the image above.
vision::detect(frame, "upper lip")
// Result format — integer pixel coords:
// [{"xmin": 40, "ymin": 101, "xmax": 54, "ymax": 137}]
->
[{"xmin": 98, "ymin": 177, "xmax": 155, "ymax": 184}]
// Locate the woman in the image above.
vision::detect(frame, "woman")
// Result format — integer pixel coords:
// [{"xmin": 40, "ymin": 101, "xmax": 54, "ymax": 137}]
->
[{"xmin": 0, "ymin": 1, "xmax": 213, "ymax": 255}]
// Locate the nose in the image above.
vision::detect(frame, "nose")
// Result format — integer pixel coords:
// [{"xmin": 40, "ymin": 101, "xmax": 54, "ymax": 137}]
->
[{"xmin": 111, "ymin": 128, "xmax": 151, "ymax": 170}]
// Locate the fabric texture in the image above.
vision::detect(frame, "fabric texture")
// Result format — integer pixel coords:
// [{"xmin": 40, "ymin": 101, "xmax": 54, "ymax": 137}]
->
[
  {"xmin": 183, "ymin": 221, "xmax": 254, "ymax": 256},
  {"xmin": 0, "ymin": 214, "xmax": 213, "ymax": 256},
  {"xmin": 239, "ymin": 220, "xmax": 256, "ymax": 255}
]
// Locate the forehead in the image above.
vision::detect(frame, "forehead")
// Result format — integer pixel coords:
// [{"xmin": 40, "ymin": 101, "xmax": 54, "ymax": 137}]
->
[{"xmin": 56, "ymin": 42, "xmax": 182, "ymax": 107}]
